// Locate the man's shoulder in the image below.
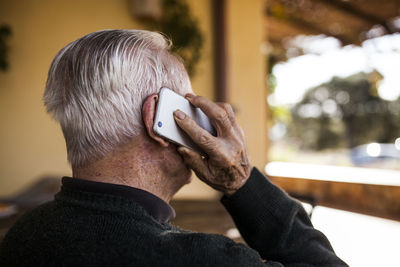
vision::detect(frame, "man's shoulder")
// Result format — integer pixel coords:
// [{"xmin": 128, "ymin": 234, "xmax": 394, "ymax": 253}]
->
[
  {"xmin": 1, "ymin": 202, "xmax": 265, "ymax": 267},
  {"xmin": 3, "ymin": 200, "xmax": 58, "ymax": 233},
  {"xmin": 158, "ymin": 226, "xmax": 265, "ymax": 266}
]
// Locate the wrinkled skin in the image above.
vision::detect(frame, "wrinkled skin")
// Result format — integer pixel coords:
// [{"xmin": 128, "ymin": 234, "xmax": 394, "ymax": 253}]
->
[{"xmin": 174, "ymin": 94, "xmax": 252, "ymax": 196}]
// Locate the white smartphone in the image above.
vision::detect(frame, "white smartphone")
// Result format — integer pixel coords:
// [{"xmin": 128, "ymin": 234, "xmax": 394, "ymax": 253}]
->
[{"xmin": 153, "ymin": 87, "xmax": 216, "ymax": 155}]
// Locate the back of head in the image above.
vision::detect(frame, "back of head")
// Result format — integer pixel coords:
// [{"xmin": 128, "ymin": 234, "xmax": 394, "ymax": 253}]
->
[{"xmin": 43, "ymin": 29, "xmax": 191, "ymax": 168}]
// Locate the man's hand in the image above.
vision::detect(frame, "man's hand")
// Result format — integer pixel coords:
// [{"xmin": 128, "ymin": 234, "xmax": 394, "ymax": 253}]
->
[{"xmin": 173, "ymin": 94, "xmax": 252, "ymax": 196}]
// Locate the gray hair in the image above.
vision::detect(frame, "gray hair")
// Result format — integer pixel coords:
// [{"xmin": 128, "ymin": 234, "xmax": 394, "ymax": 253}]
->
[{"xmin": 43, "ymin": 29, "xmax": 192, "ymax": 167}]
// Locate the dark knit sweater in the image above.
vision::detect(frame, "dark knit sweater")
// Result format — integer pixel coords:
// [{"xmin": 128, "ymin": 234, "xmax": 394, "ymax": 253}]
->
[{"xmin": 0, "ymin": 168, "xmax": 347, "ymax": 266}]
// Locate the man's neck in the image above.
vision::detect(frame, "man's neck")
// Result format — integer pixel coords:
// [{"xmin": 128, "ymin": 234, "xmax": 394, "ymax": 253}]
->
[{"xmin": 72, "ymin": 136, "xmax": 191, "ymax": 203}]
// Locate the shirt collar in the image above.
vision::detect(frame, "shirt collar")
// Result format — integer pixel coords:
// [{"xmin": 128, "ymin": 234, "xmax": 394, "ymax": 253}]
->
[{"xmin": 61, "ymin": 177, "xmax": 175, "ymax": 223}]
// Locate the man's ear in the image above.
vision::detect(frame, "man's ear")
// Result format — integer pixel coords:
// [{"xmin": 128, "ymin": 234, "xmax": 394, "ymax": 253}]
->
[{"xmin": 142, "ymin": 94, "xmax": 169, "ymax": 147}]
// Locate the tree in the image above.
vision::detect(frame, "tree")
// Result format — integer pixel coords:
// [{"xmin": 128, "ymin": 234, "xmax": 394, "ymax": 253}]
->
[{"xmin": 288, "ymin": 71, "xmax": 400, "ymax": 150}]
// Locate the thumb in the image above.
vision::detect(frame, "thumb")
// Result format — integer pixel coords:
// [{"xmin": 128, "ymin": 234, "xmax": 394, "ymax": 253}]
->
[{"xmin": 177, "ymin": 147, "xmax": 209, "ymax": 178}]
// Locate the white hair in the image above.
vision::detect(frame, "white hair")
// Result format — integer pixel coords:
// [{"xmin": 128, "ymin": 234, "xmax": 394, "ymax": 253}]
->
[{"xmin": 43, "ymin": 29, "xmax": 192, "ymax": 167}]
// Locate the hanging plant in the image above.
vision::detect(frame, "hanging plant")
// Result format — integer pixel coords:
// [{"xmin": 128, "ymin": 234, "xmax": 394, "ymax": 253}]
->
[
  {"xmin": 0, "ymin": 24, "xmax": 12, "ymax": 72},
  {"xmin": 155, "ymin": 0, "xmax": 204, "ymax": 77}
]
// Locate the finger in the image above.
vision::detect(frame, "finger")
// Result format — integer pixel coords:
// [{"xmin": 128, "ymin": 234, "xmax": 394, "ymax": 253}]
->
[
  {"xmin": 177, "ymin": 147, "xmax": 210, "ymax": 178},
  {"xmin": 217, "ymin": 103, "xmax": 236, "ymax": 126},
  {"xmin": 217, "ymin": 103, "xmax": 244, "ymax": 139},
  {"xmin": 185, "ymin": 94, "xmax": 232, "ymax": 134},
  {"xmin": 174, "ymin": 110, "xmax": 218, "ymax": 155}
]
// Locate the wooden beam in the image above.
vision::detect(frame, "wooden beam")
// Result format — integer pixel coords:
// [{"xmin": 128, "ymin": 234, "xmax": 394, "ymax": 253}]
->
[
  {"xmin": 212, "ymin": 0, "xmax": 228, "ymax": 102},
  {"xmin": 315, "ymin": 0, "xmax": 394, "ymax": 33},
  {"xmin": 266, "ymin": 9, "xmax": 354, "ymax": 45},
  {"xmin": 269, "ymin": 176, "xmax": 400, "ymax": 222}
]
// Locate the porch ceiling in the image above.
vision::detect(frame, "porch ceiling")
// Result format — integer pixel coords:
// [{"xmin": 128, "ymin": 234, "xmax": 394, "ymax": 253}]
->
[{"xmin": 265, "ymin": 0, "xmax": 400, "ymax": 60}]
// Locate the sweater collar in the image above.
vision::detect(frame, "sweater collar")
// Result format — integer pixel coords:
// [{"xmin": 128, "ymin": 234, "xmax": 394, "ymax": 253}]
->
[{"xmin": 61, "ymin": 177, "xmax": 175, "ymax": 223}]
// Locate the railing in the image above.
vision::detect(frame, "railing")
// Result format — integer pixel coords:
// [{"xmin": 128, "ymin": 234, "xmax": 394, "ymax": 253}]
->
[{"xmin": 265, "ymin": 162, "xmax": 400, "ymax": 221}]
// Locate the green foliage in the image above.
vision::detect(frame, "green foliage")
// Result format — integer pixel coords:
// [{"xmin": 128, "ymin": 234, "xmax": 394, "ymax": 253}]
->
[
  {"xmin": 155, "ymin": 0, "xmax": 203, "ymax": 77},
  {"xmin": 271, "ymin": 105, "xmax": 292, "ymax": 125},
  {"xmin": 288, "ymin": 71, "xmax": 400, "ymax": 150},
  {"xmin": 0, "ymin": 24, "xmax": 12, "ymax": 72}
]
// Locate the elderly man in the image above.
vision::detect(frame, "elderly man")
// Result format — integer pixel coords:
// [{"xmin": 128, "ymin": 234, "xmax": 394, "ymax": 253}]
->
[{"xmin": 0, "ymin": 30, "xmax": 347, "ymax": 266}]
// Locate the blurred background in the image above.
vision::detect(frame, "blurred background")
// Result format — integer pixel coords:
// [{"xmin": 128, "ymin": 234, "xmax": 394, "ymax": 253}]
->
[{"xmin": 0, "ymin": 0, "xmax": 399, "ymax": 266}]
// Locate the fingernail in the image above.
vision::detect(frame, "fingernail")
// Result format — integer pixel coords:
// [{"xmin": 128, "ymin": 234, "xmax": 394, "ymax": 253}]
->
[
  {"xmin": 185, "ymin": 93, "xmax": 194, "ymax": 100},
  {"xmin": 174, "ymin": 110, "xmax": 186, "ymax": 120},
  {"xmin": 177, "ymin": 147, "xmax": 186, "ymax": 155}
]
